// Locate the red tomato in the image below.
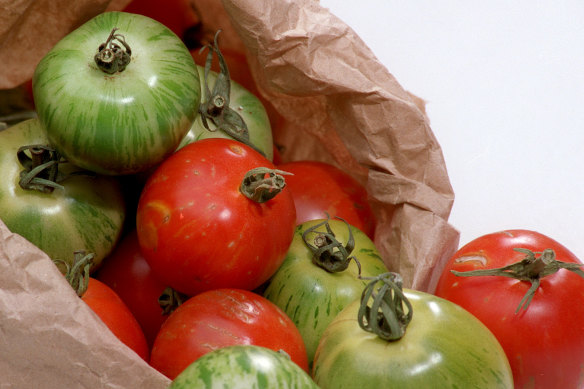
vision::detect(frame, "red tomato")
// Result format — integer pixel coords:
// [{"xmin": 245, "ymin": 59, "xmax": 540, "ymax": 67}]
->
[
  {"xmin": 149, "ymin": 288, "xmax": 309, "ymax": 379},
  {"xmin": 122, "ymin": 0, "xmax": 198, "ymax": 39},
  {"xmin": 434, "ymin": 229, "xmax": 584, "ymax": 389},
  {"xmin": 277, "ymin": 161, "xmax": 376, "ymax": 239},
  {"xmin": 136, "ymin": 138, "xmax": 296, "ymax": 296},
  {"xmin": 82, "ymin": 277, "xmax": 150, "ymax": 361},
  {"xmin": 95, "ymin": 230, "xmax": 171, "ymax": 348}
]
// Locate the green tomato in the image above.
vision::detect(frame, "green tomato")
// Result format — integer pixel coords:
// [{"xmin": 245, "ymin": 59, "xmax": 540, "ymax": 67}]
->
[
  {"xmin": 0, "ymin": 119, "xmax": 125, "ymax": 272},
  {"xmin": 178, "ymin": 64, "xmax": 273, "ymax": 161},
  {"xmin": 312, "ymin": 288, "xmax": 514, "ymax": 388},
  {"xmin": 263, "ymin": 218, "xmax": 388, "ymax": 365},
  {"xmin": 33, "ymin": 11, "xmax": 201, "ymax": 175},
  {"xmin": 169, "ymin": 345, "xmax": 318, "ymax": 389}
]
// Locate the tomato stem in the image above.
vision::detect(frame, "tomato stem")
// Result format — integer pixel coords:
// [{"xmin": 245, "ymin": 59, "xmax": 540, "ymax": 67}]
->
[
  {"xmin": 17, "ymin": 144, "xmax": 96, "ymax": 193},
  {"xmin": 302, "ymin": 214, "xmax": 362, "ymax": 274},
  {"xmin": 158, "ymin": 287, "xmax": 187, "ymax": 315},
  {"xmin": 197, "ymin": 30, "xmax": 266, "ymax": 157},
  {"xmin": 451, "ymin": 248, "xmax": 584, "ymax": 313},
  {"xmin": 55, "ymin": 250, "xmax": 95, "ymax": 297},
  {"xmin": 240, "ymin": 167, "xmax": 291, "ymax": 203},
  {"xmin": 357, "ymin": 272, "xmax": 413, "ymax": 341},
  {"xmin": 94, "ymin": 28, "xmax": 132, "ymax": 74}
]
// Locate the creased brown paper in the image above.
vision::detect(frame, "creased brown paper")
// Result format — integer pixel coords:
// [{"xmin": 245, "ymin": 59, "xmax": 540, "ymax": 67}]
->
[
  {"xmin": 0, "ymin": 0, "xmax": 460, "ymax": 387},
  {"xmin": 0, "ymin": 219, "xmax": 171, "ymax": 389}
]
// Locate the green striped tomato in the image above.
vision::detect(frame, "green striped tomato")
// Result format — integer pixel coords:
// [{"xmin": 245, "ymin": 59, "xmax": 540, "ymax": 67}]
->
[
  {"xmin": 263, "ymin": 218, "xmax": 388, "ymax": 366},
  {"xmin": 312, "ymin": 289, "xmax": 514, "ymax": 388},
  {"xmin": 33, "ymin": 11, "xmax": 201, "ymax": 175},
  {"xmin": 178, "ymin": 65, "xmax": 273, "ymax": 161},
  {"xmin": 0, "ymin": 119, "xmax": 125, "ymax": 272},
  {"xmin": 169, "ymin": 345, "xmax": 319, "ymax": 389}
]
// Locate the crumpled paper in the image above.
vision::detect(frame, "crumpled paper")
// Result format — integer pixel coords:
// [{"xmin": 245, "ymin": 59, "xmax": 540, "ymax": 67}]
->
[{"xmin": 0, "ymin": 0, "xmax": 460, "ymax": 387}]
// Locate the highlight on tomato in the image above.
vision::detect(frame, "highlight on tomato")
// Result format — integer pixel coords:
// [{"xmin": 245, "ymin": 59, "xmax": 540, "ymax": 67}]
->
[
  {"xmin": 136, "ymin": 137, "xmax": 296, "ymax": 296},
  {"xmin": 312, "ymin": 272, "xmax": 514, "ymax": 388},
  {"xmin": 32, "ymin": 11, "xmax": 201, "ymax": 175},
  {"xmin": 434, "ymin": 229, "xmax": 584, "ymax": 389},
  {"xmin": 150, "ymin": 288, "xmax": 309, "ymax": 380},
  {"xmin": 0, "ymin": 118, "xmax": 125, "ymax": 273}
]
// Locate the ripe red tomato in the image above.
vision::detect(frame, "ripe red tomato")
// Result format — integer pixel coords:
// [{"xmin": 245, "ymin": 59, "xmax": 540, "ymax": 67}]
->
[
  {"xmin": 136, "ymin": 138, "xmax": 296, "ymax": 296},
  {"xmin": 276, "ymin": 160, "xmax": 376, "ymax": 239},
  {"xmin": 95, "ymin": 230, "xmax": 172, "ymax": 348},
  {"xmin": 82, "ymin": 277, "xmax": 150, "ymax": 361},
  {"xmin": 434, "ymin": 229, "xmax": 584, "ymax": 389},
  {"xmin": 149, "ymin": 288, "xmax": 309, "ymax": 379}
]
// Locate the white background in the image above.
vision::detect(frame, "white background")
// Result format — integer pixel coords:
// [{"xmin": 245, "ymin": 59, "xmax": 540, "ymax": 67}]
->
[{"xmin": 321, "ymin": 0, "xmax": 584, "ymax": 259}]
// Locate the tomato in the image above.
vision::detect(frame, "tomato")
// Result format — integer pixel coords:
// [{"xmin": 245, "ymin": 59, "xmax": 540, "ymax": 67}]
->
[
  {"xmin": 0, "ymin": 118, "xmax": 125, "ymax": 272},
  {"xmin": 434, "ymin": 229, "xmax": 584, "ymax": 389},
  {"xmin": 179, "ymin": 37, "xmax": 273, "ymax": 161},
  {"xmin": 136, "ymin": 138, "xmax": 296, "ymax": 296},
  {"xmin": 276, "ymin": 160, "xmax": 376, "ymax": 239},
  {"xmin": 150, "ymin": 288, "xmax": 309, "ymax": 380},
  {"xmin": 95, "ymin": 229, "xmax": 174, "ymax": 348},
  {"xmin": 169, "ymin": 345, "xmax": 318, "ymax": 389},
  {"xmin": 32, "ymin": 11, "xmax": 201, "ymax": 175},
  {"xmin": 61, "ymin": 251, "xmax": 149, "ymax": 361},
  {"xmin": 312, "ymin": 273, "xmax": 513, "ymax": 388},
  {"xmin": 122, "ymin": 0, "xmax": 198, "ymax": 40},
  {"xmin": 263, "ymin": 217, "xmax": 388, "ymax": 366}
]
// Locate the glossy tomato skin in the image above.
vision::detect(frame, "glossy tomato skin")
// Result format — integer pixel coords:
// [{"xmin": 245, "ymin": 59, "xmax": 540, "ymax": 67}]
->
[
  {"xmin": 95, "ymin": 230, "xmax": 169, "ymax": 348},
  {"xmin": 263, "ymin": 218, "xmax": 388, "ymax": 365},
  {"xmin": 434, "ymin": 229, "xmax": 584, "ymax": 389},
  {"xmin": 82, "ymin": 277, "xmax": 149, "ymax": 361},
  {"xmin": 312, "ymin": 289, "xmax": 514, "ymax": 388},
  {"xmin": 178, "ymin": 65, "xmax": 273, "ymax": 161},
  {"xmin": 136, "ymin": 138, "xmax": 296, "ymax": 296},
  {"xmin": 276, "ymin": 161, "xmax": 376, "ymax": 239},
  {"xmin": 150, "ymin": 288, "xmax": 309, "ymax": 380},
  {"xmin": 0, "ymin": 119, "xmax": 125, "ymax": 272},
  {"xmin": 169, "ymin": 345, "xmax": 319, "ymax": 389},
  {"xmin": 33, "ymin": 11, "xmax": 201, "ymax": 175}
]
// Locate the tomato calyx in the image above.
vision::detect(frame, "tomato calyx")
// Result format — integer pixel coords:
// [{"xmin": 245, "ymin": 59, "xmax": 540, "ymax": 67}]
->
[
  {"xmin": 357, "ymin": 272, "xmax": 413, "ymax": 341},
  {"xmin": 240, "ymin": 167, "xmax": 291, "ymax": 203},
  {"xmin": 54, "ymin": 250, "xmax": 95, "ymax": 297},
  {"xmin": 302, "ymin": 215, "xmax": 362, "ymax": 273},
  {"xmin": 94, "ymin": 27, "xmax": 132, "ymax": 74},
  {"xmin": 158, "ymin": 287, "xmax": 187, "ymax": 315},
  {"xmin": 17, "ymin": 144, "xmax": 96, "ymax": 194},
  {"xmin": 451, "ymin": 248, "xmax": 584, "ymax": 313},
  {"xmin": 198, "ymin": 31, "xmax": 265, "ymax": 156}
]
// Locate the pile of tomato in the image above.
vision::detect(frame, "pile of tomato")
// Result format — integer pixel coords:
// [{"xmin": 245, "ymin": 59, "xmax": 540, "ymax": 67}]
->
[{"xmin": 3, "ymin": 2, "xmax": 584, "ymax": 388}]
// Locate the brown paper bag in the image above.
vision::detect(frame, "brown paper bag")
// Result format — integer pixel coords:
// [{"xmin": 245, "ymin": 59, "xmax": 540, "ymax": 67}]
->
[{"xmin": 0, "ymin": 0, "xmax": 460, "ymax": 387}]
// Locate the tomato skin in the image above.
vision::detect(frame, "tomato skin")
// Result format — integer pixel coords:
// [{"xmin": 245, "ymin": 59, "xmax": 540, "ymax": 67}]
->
[
  {"xmin": 95, "ymin": 230, "xmax": 168, "ymax": 348},
  {"xmin": 434, "ymin": 229, "xmax": 584, "ymax": 389},
  {"xmin": 136, "ymin": 138, "xmax": 296, "ymax": 296},
  {"xmin": 169, "ymin": 345, "xmax": 318, "ymax": 389},
  {"xmin": 0, "ymin": 119, "xmax": 125, "ymax": 272},
  {"xmin": 82, "ymin": 277, "xmax": 149, "ymax": 361},
  {"xmin": 33, "ymin": 11, "xmax": 201, "ymax": 175},
  {"xmin": 312, "ymin": 289, "xmax": 514, "ymax": 388},
  {"xmin": 263, "ymin": 218, "xmax": 388, "ymax": 365},
  {"xmin": 150, "ymin": 288, "xmax": 309, "ymax": 380},
  {"xmin": 276, "ymin": 161, "xmax": 376, "ymax": 239}
]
